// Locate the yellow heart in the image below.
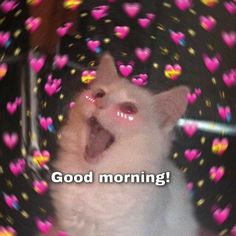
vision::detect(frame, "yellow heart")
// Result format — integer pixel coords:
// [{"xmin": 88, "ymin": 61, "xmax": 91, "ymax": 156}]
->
[
  {"xmin": 0, "ymin": 66, "xmax": 7, "ymax": 79},
  {"xmin": 164, "ymin": 69, "xmax": 181, "ymax": 80},
  {"xmin": 212, "ymin": 143, "xmax": 228, "ymax": 155},
  {"xmin": 27, "ymin": 0, "xmax": 41, "ymax": 5},
  {"xmin": 201, "ymin": 0, "xmax": 218, "ymax": 7},
  {"xmin": 81, "ymin": 75, "xmax": 96, "ymax": 84},
  {"xmin": 63, "ymin": 0, "xmax": 82, "ymax": 10},
  {"xmin": 0, "ymin": 230, "xmax": 15, "ymax": 236},
  {"xmin": 32, "ymin": 154, "xmax": 50, "ymax": 167}
]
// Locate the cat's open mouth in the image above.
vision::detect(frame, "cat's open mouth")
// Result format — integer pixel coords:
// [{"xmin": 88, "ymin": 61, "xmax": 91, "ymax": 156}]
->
[{"xmin": 85, "ymin": 116, "xmax": 115, "ymax": 162}]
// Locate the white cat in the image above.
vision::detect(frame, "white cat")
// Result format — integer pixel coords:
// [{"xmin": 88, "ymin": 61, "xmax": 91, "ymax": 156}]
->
[{"xmin": 49, "ymin": 53, "xmax": 201, "ymax": 236}]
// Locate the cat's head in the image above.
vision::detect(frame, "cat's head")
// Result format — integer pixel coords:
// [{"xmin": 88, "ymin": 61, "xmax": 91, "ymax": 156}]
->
[{"xmin": 61, "ymin": 53, "xmax": 189, "ymax": 166}]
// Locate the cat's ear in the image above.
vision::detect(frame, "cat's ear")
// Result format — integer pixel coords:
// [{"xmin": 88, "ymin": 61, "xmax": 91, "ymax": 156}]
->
[
  {"xmin": 96, "ymin": 53, "xmax": 119, "ymax": 82},
  {"xmin": 152, "ymin": 86, "xmax": 189, "ymax": 129}
]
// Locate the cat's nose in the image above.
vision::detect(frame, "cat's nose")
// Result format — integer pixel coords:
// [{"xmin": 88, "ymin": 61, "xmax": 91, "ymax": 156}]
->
[{"xmin": 95, "ymin": 98, "xmax": 106, "ymax": 109}]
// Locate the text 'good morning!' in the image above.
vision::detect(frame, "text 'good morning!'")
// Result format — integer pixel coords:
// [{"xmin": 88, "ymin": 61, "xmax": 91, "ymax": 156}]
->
[{"xmin": 51, "ymin": 171, "xmax": 171, "ymax": 186}]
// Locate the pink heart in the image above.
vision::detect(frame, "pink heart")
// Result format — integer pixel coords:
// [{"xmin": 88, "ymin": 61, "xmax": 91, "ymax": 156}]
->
[
  {"xmin": 44, "ymin": 83, "xmax": 57, "ymax": 96},
  {"xmin": 123, "ymin": 2, "xmax": 141, "ymax": 18},
  {"xmin": 199, "ymin": 16, "xmax": 216, "ymax": 31},
  {"xmin": 186, "ymin": 182, "xmax": 193, "ymax": 191},
  {"xmin": 44, "ymin": 78, "xmax": 61, "ymax": 96},
  {"xmin": 51, "ymin": 78, "xmax": 62, "ymax": 87},
  {"xmin": 218, "ymin": 106, "xmax": 231, "ymax": 121},
  {"xmin": 138, "ymin": 74, "xmax": 148, "ymax": 81},
  {"xmin": 87, "ymin": 40, "xmax": 101, "ymax": 52},
  {"xmin": 170, "ymin": 31, "xmax": 185, "ymax": 45},
  {"xmin": 223, "ymin": 69, "xmax": 236, "ymax": 87},
  {"xmin": 15, "ymin": 97, "xmax": 22, "ymax": 106},
  {"xmin": 146, "ymin": 13, "xmax": 156, "ymax": 20},
  {"xmin": 29, "ymin": 56, "xmax": 45, "ymax": 73},
  {"xmin": 132, "ymin": 78, "xmax": 144, "ymax": 86},
  {"xmin": 0, "ymin": 31, "xmax": 10, "ymax": 47},
  {"xmin": 54, "ymin": 54, "xmax": 68, "ymax": 69},
  {"xmin": 91, "ymin": 5, "xmax": 109, "ymax": 20},
  {"xmin": 212, "ymin": 206, "xmax": 230, "ymax": 224},
  {"xmin": 35, "ymin": 218, "xmax": 52, "ymax": 234},
  {"xmin": 138, "ymin": 18, "xmax": 151, "ymax": 28},
  {"xmin": 203, "ymin": 55, "xmax": 220, "ymax": 73},
  {"xmin": 231, "ymin": 225, "xmax": 236, "ymax": 236},
  {"xmin": 132, "ymin": 74, "xmax": 148, "ymax": 86},
  {"xmin": 39, "ymin": 117, "xmax": 53, "ymax": 131},
  {"xmin": 9, "ymin": 159, "xmax": 25, "ymax": 176},
  {"xmin": 224, "ymin": 2, "xmax": 236, "ymax": 15},
  {"xmin": 56, "ymin": 22, "xmax": 72, "ymax": 37},
  {"xmin": 223, "ymin": 73, "xmax": 236, "ymax": 87},
  {"xmin": 119, "ymin": 64, "xmax": 133, "ymax": 77},
  {"xmin": 209, "ymin": 166, "xmax": 225, "ymax": 183},
  {"xmin": 135, "ymin": 47, "xmax": 151, "ymax": 62},
  {"xmin": 3, "ymin": 132, "xmax": 18, "ymax": 149},
  {"xmin": 187, "ymin": 92, "xmax": 197, "ymax": 104},
  {"xmin": 4, "ymin": 194, "xmax": 19, "ymax": 209},
  {"xmin": 6, "ymin": 102, "xmax": 17, "ymax": 115},
  {"xmin": 184, "ymin": 149, "xmax": 201, "ymax": 162},
  {"xmin": 56, "ymin": 27, "xmax": 68, "ymax": 37},
  {"xmin": 25, "ymin": 17, "xmax": 41, "ymax": 32},
  {"xmin": 183, "ymin": 123, "xmax": 198, "ymax": 137},
  {"xmin": 194, "ymin": 88, "xmax": 202, "ymax": 96},
  {"xmin": 222, "ymin": 31, "xmax": 236, "ymax": 48},
  {"xmin": 174, "ymin": 0, "xmax": 192, "ymax": 11},
  {"xmin": 0, "ymin": 0, "xmax": 18, "ymax": 13},
  {"xmin": 114, "ymin": 26, "xmax": 130, "ymax": 39},
  {"xmin": 33, "ymin": 180, "xmax": 48, "ymax": 195}
]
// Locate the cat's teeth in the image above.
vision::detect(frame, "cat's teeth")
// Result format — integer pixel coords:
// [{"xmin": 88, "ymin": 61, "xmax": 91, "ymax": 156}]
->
[
  {"xmin": 128, "ymin": 116, "xmax": 134, "ymax": 121},
  {"xmin": 117, "ymin": 111, "xmax": 133, "ymax": 121}
]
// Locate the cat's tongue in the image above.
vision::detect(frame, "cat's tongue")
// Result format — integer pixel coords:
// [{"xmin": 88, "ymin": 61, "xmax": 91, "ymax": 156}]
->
[{"xmin": 85, "ymin": 117, "xmax": 114, "ymax": 161}]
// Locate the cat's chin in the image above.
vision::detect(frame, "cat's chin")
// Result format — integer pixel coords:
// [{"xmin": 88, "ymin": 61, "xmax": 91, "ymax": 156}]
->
[{"xmin": 84, "ymin": 116, "xmax": 115, "ymax": 164}]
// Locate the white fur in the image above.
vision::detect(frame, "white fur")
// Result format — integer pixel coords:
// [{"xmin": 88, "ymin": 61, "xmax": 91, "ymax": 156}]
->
[
  {"xmin": 51, "ymin": 141, "xmax": 199, "ymax": 236},
  {"xmin": 49, "ymin": 55, "xmax": 199, "ymax": 236}
]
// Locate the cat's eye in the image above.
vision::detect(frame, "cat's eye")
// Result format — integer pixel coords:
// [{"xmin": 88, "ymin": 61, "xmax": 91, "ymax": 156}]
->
[
  {"xmin": 94, "ymin": 89, "xmax": 106, "ymax": 99},
  {"xmin": 119, "ymin": 102, "xmax": 138, "ymax": 114}
]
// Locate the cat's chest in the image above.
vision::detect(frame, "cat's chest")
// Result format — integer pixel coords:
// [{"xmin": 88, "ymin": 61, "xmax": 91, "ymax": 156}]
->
[{"xmin": 52, "ymin": 181, "xmax": 155, "ymax": 216}]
